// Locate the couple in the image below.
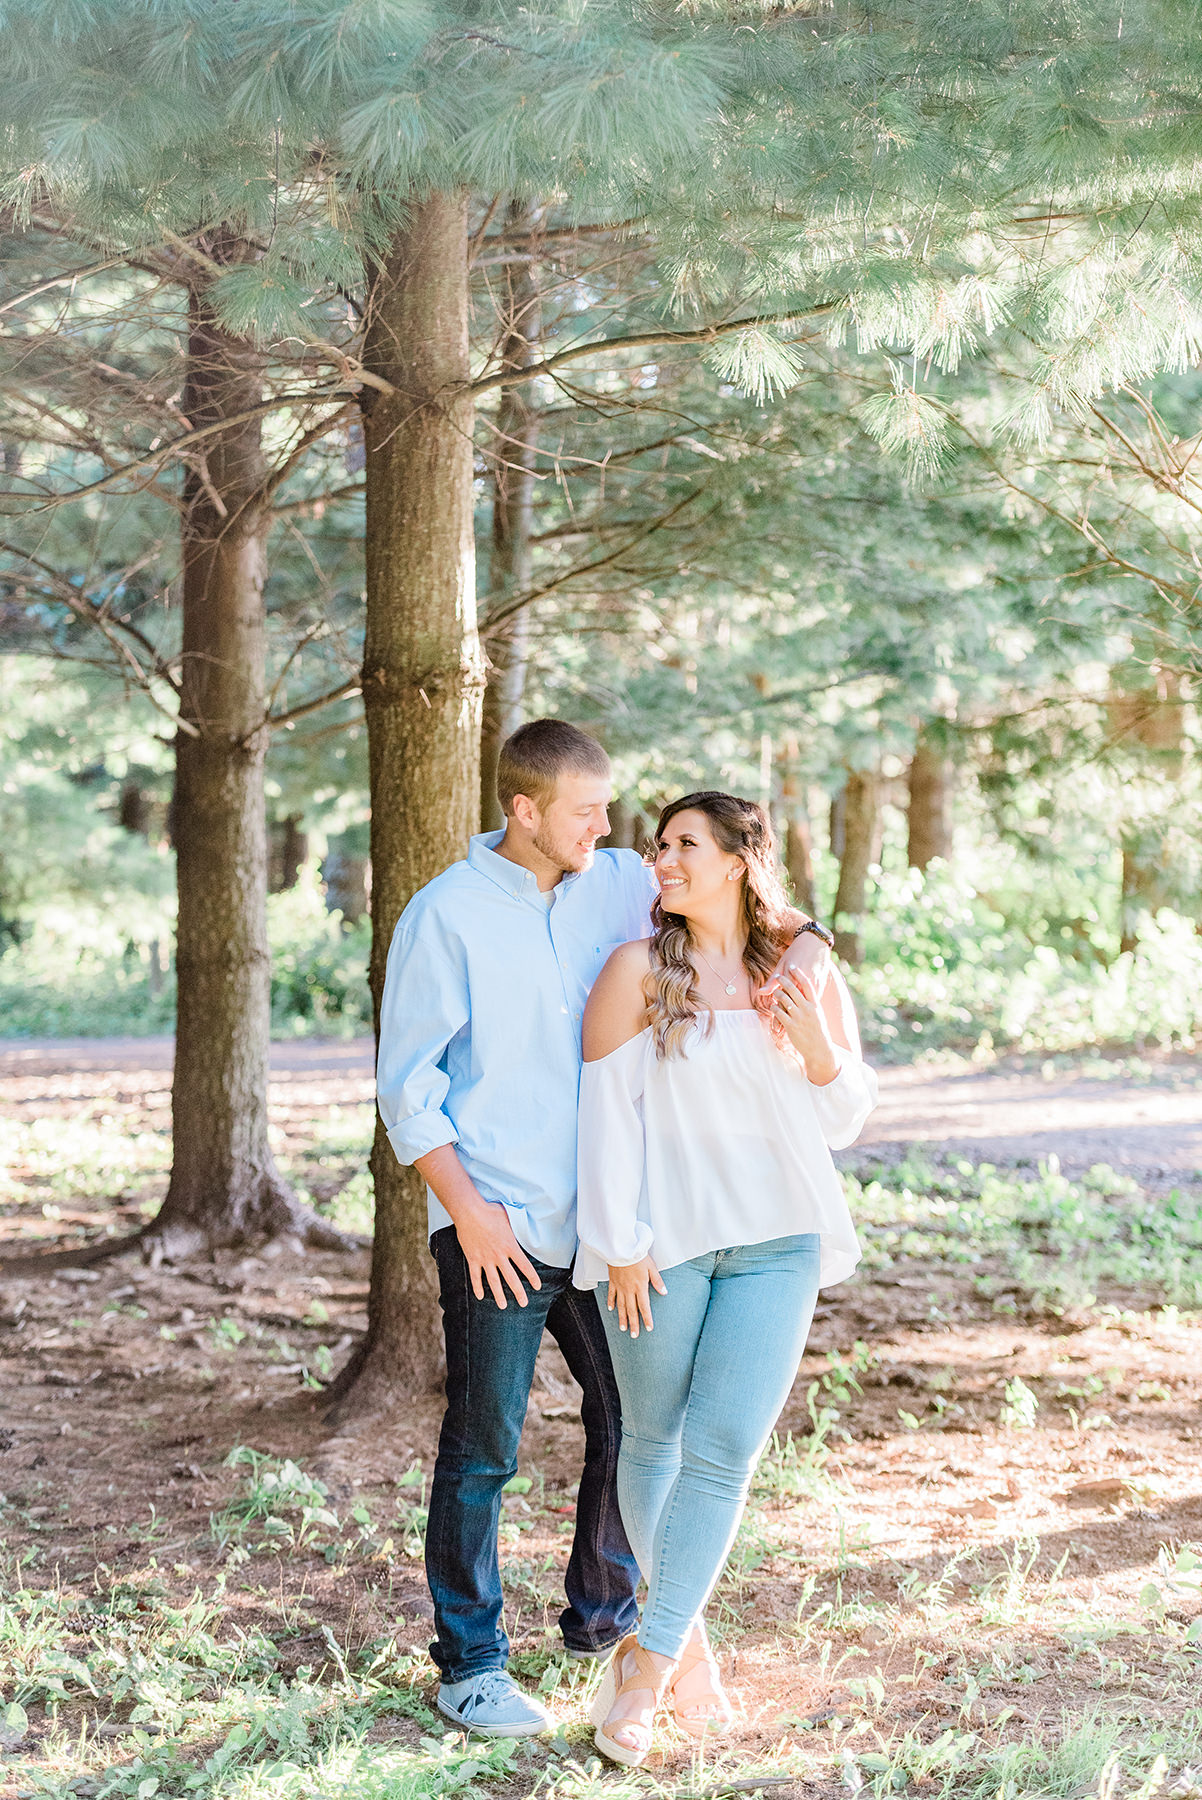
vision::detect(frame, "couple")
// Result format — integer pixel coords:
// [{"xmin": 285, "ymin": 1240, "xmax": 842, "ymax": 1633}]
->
[{"xmin": 377, "ymin": 719, "xmax": 876, "ymax": 1765}]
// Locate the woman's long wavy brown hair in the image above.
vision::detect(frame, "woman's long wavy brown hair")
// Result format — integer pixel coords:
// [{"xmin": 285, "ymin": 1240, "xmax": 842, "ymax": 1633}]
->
[{"xmin": 646, "ymin": 791, "xmax": 794, "ymax": 1060}]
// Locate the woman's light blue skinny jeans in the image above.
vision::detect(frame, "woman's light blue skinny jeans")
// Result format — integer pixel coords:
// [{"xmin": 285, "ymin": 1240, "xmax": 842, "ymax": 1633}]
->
[{"xmin": 597, "ymin": 1232, "xmax": 821, "ymax": 1660}]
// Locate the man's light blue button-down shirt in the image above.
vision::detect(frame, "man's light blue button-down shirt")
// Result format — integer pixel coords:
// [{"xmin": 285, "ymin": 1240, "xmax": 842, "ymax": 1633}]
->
[{"xmin": 376, "ymin": 830, "xmax": 657, "ymax": 1269}]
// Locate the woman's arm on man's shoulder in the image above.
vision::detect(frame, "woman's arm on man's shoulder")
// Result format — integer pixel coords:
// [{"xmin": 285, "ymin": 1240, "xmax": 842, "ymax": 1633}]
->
[{"xmin": 582, "ymin": 937, "xmax": 652, "ymax": 1062}]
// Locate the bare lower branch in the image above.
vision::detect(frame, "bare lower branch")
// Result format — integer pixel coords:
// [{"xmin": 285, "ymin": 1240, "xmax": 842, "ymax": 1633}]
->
[
  {"xmin": 26, "ymin": 389, "xmax": 350, "ymax": 511},
  {"xmin": 0, "ymin": 538, "xmax": 195, "ymax": 731},
  {"xmin": 481, "ymin": 487, "xmax": 710, "ymax": 634},
  {"xmin": 0, "ymin": 254, "xmax": 129, "ymax": 314},
  {"xmin": 266, "ymin": 676, "xmax": 362, "ymax": 730}
]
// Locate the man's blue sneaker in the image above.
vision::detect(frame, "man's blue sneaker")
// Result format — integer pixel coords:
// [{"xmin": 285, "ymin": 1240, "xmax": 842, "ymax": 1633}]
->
[{"xmin": 436, "ymin": 1670, "xmax": 551, "ymax": 1737}]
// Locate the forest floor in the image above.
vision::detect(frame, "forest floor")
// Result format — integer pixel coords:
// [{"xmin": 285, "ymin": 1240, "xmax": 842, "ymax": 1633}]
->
[{"xmin": 1, "ymin": 1039, "xmax": 1201, "ymax": 1800}]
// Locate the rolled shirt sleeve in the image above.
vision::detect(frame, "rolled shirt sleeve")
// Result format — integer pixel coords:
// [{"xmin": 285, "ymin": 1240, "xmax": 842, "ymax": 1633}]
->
[
  {"xmin": 376, "ymin": 922, "xmax": 468, "ymax": 1167},
  {"xmin": 576, "ymin": 1034, "xmax": 654, "ymax": 1273}
]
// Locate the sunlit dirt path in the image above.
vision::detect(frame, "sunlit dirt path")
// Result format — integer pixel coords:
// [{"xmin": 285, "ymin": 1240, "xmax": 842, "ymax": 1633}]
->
[{"xmin": 2, "ymin": 1037, "xmax": 1198, "ymax": 1187}]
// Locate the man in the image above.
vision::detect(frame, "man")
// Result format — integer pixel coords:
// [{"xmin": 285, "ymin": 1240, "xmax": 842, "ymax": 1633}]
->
[
  {"xmin": 376, "ymin": 720, "xmax": 651, "ymax": 1735},
  {"xmin": 376, "ymin": 719, "xmax": 830, "ymax": 1736}
]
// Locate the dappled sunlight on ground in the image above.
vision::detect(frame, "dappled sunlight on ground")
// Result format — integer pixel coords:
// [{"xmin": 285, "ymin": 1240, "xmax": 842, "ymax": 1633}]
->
[{"xmin": 1, "ymin": 1044, "xmax": 1201, "ymax": 1799}]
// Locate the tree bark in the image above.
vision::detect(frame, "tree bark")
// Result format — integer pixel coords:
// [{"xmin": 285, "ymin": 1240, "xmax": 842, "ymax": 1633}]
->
[
  {"xmin": 606, "ymin": 795, "xmax": 636, "ymax": 850},
  {"xmin": 322, "ymin": 840, "xmax": 370, "ymax": 925},
  {"xmin": 785, "ymin": 812, "xmax": 817, "ymax": 919},
  {"xmin": 778, "ymin": 741, "xmax": 816, "ymax": 917},
  {"xmin": 144, "ymin": 248, "xmax": 345, "ymax": 1265},
  {"xmin": 337, "ymin": 190, "xmax": 485, "ymax": 1411},
  {"xmin": 118, "ymin": 781, "xmax": 152, "ymax": 836},
  {"xmin": 269, "ymin": 814, "xmax": 307, "ymax": 891},
  {"xmin": 1112, "ymin": 668, "xmax": 1186, "ymax": 953},
  {"xmin": 907, "ymin": 724, "xmax": 954, "ymax": 871},
  {"xmin": 479, "ymin": 210, "xmax": 541, "ymax": 831},
  {"xmin": 831, "ymin": 766, "xmax": 880, "ymax": 965}
]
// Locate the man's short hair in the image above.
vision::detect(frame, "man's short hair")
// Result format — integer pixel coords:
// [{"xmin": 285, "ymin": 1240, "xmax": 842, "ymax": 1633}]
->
[{"xmin": 497, "ymin": 719, "xmax": 611, "ymax": 814}]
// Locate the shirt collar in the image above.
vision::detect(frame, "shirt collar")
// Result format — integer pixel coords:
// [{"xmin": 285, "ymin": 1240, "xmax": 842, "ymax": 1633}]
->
[{"xmin": 467, "ymin": 829, "xmax": 584, "ymax": 900}]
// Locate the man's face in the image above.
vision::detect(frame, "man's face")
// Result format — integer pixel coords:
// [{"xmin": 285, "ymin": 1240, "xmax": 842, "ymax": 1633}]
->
[{"xmin": 530, "ymin": 772, "xmax": 612, "ymax": 875}]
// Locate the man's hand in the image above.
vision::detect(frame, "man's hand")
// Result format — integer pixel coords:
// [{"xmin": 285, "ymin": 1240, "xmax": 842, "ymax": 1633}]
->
[
  {"xmin": 783, "ymin": 925, "xmax": 830, "ymax": 993},
  {"xmin": 414, "ymin": 1143, "xmax": 542, "ymax": 1309},
  {"xmin": 606, "ymin": 1255, "xmax": 667, "ymax": 1337},
  {"xmin": 455, "ymin": 1198, "xmax": 543, "ymax": 1310}
]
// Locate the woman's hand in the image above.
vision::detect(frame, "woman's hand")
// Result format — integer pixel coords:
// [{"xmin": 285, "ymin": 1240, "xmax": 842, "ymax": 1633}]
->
[
  {"xmin": 771, "ymin": 966, "xmax": 840, "ymax": 1085},
  {"xmin": 607, "ymin": 1256, "xmax": 667, "ymax": 1337}
]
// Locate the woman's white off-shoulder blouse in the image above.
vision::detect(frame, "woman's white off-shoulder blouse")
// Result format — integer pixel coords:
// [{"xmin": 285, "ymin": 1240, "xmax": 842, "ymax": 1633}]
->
[{"xmin": 573, "ymin": 1011, "xmax": 877, "ymax": 1292}]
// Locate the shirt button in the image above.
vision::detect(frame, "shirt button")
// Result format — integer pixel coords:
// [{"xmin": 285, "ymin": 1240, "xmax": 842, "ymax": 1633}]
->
[{"xmin": 561, "ymin": 1005, "xmax": 568, "ymax": 1015}]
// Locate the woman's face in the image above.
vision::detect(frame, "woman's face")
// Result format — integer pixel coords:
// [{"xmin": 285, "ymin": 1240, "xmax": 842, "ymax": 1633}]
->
[{"xmin": 653, "ymin": 808, "xmax": 744, "ymax": 917}]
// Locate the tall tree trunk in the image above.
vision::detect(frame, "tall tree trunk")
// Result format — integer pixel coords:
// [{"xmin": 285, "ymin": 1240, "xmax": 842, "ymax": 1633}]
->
[
  {"xmin": 831, "ymin": 766, "xmax": 880, "ymax": 965},
  {"xmin": 269, "ymin": 814, "xmax": 307, "ymax": 891},
  {"xmin": 337, "ymin": 190, "xmax": 484, "ymax": 1411},
  {"xmin": 1112, "ymin": 668, "xmax": 1186, "ymax": 953},
  {"xmin": 323, "ymin": 836, "xmax": 370, "ymax": 926},
  {"xmin": 785, "ymin": 812, "xmax": 817, "ymax": 919},
  {"xmin": 145, "ymin": 258, "xmax": 343, "ymax": 1263},
  {"xmin": 118, "ymin": 781, "xmax": 152, "ymax": 836},
  {"xmin": 907, "ymin": 723, "xmax": 954, "ymax": 871},
  {"xmin": 606, "ymin": 795, "xmax": 636, "ymax": 849},
  {"xmin": 480, "ymin": 209, "xmax": 541, "ymax": 831},
  {"xmin": 778, "ymin": 740, "xmax": 816, "ymax": 917}
]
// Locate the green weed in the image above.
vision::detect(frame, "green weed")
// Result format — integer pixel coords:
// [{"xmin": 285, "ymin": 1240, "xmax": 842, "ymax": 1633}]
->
[
  {"xmin": 848, "ymin": 1159, "xmax": 1202, "ymax": 1312},
  {"xmin": 210, "ymin": 1450, "xmax": 341, "ymax": 1556}
]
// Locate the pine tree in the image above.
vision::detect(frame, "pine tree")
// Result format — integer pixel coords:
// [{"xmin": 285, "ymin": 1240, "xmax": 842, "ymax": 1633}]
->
[
  {"xmin": 11, "ymin": 0, "xmax": 1202, "ymax": 1383},
  {"xmin": 282, "ymin": 0, "xmax": 1020, "ymax": 1403},
  {"xmin": 0, "ymin": 35, "xmax": 362, "ymax": 1258}
]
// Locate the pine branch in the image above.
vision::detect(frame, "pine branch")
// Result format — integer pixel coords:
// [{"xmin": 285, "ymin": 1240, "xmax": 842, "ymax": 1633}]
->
[
  {"xmin": 0, "ymin": 254, "xmax": 129, "ymax": 315},
  {"xmin": 272, "ymin": 480, "xmax": 364, "ymax": 516},
  {"xmin": 1088, "ymin": 399, "xmax": 1202, "ymax": 522},
  {"xmin": 258, "ymin": 402, "xmax": 353, "ymax": 505},
  {"xmin": 0, "ymin": 538, "xmax": 195, "ymax": 732},
  {"xmin": 468, "ymin": 307, "xmax": 835, "ymax": 399},
  {"xmin": 489, "ymin": 219, "xmax": 647, "ymax": 247},
  {"xmin": 952, "ymin": 417, "xmax": 1200, "ymax": 612},
  {"xmin": 481, "ymin": 486, "xmax": 711, "ymax": 634},
  {"xmin": 25, "ymin": 212, "xmax": 187, "ymax": 288},
  {"xmin": 467, "ymin": 193, "xmax": 502, "ymax": 266},
  {"xmin": 25, "ymin": 390, "xmax": 349, "ymax": 510},
  {"xmin": 157, "ymin": 227, "xmax": 396, "ymax": 398}
]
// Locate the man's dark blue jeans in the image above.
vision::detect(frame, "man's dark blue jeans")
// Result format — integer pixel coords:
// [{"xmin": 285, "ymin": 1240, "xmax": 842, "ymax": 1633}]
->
[{"xmin": 425, "ymin": 1226, "xmax": 640, "ymax": 1683}]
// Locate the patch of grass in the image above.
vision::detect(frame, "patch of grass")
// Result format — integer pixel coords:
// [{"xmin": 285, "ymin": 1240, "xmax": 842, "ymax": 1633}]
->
[
  {"xmin": 0, "ymin": 1555, "xmax": 535, "ymax": 1800},
  {"xmin": 0, "ymin": 1114, "xmax": 171, "ymax": 1214},
  {"xmin": 0, "ymin": 874, "xmax": 372, "ymax": 1040},
  {"xmin": 848, "ymin": 1155, "xmax": 1202, "ymax": 1313},
  {"xmin": 848, "ymin": 1706, "xmax": 1202, "ymax": 1800},
  {"xmin": 0, "ymin": 1100, "xmax": 375, "ymax": 1242}
]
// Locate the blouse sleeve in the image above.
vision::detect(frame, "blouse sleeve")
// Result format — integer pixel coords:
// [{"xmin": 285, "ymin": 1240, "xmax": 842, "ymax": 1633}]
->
[
  {"xmin": 576, "ymin": 1033, "xmax": 654, "ymax": 1269},
  {"xmin": 808, "ymin": 1048, "xmax": 879, "ymax": 1150}
]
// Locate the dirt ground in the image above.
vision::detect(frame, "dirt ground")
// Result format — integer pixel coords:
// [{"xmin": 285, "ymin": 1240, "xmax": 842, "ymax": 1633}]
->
[
  {"xmin": 2, "ymin": 1039, "xmax": 1201, "ymax": 1795},
  {"xmin": 4, "ymin": 1034, "xmax": 1199, "ymax": 1189}
]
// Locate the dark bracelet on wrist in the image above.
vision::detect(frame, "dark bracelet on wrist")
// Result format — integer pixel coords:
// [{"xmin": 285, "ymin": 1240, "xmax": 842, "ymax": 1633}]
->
[{"xmin": 793, "ymin": 918, "xmax": 835, "ymax": 950}]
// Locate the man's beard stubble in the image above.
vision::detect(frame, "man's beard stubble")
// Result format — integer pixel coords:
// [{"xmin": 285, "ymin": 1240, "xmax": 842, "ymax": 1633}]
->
[{"xmin": 532, "ymin": 823, "xmax": 594, "ymax": 877}]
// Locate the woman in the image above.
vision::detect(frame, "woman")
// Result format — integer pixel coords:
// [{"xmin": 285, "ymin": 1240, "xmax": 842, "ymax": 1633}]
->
[{"xmin": 574, "ymin": 791, "xmax": 876, "ymax": 1766}]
